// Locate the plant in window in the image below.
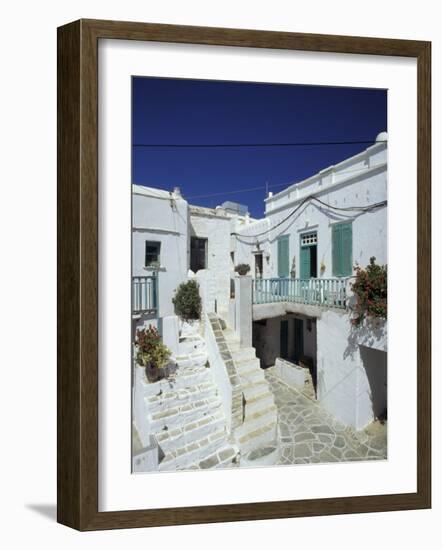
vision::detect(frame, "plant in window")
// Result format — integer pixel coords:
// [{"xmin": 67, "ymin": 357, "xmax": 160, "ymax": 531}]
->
[
  {"xmin": 134, "ymin": 325, "xmax": 172, "ymax": 382},
  {"xmin": 172, "ymin": 280, "xmax": 202, "ymax": 322},
  {"xmin": 350, "ymin": 257, "xmax": 387, "ymax": 326},
  {"xmin": 234, "ymin": 263, "xmax": 251, "ymax": 276}
]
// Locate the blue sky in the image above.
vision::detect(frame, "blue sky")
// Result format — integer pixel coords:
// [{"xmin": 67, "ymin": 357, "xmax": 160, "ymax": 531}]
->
[{"xmin": 132, "ymin": 77, "xmax": 387, "ymax": 218}]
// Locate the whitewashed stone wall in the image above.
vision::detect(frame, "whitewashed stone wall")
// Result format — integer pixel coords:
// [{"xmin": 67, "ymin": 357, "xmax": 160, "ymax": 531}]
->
[
  {"xmin": 234, "ymin": 140, "xmax": 388, "ymax": 278},
  {"xmin": 132, "ymin": 186, "xmax": 188, "ymax": 353},
  {"xmin": 316, "ymin": 309, "xmax": 387, "ymax": 429},
  {"xmin": 190, "ymin": 208, "xmax": 232, "ymax": 320}
]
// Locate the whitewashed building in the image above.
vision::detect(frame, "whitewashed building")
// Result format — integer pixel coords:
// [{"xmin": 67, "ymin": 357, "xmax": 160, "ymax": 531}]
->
[
  {"xmin": 233, "ymin": 132, "xmax": 388, "ymax": 429},
  {"xmin": 132, "ymin": 132, "xmax": 388, "ymax": 471}
]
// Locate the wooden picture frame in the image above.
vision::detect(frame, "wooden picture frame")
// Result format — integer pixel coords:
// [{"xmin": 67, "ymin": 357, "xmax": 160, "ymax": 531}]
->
[{"xmin": 57, "ymin": 19, "xmax": 431, "ymax": 531}]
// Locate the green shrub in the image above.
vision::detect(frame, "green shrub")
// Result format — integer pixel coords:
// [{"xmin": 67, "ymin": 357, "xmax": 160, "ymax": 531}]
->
[
  {"xmin": 234, "ymin": 263, "xmax": 251, "ymax": 276},
  {"xmin": 172, "ymin": 280, "xmax": 202, "ymax": 322},
  {"xmin": 351, "ymin": 257, "xmax": 387, "ymax": 326}
]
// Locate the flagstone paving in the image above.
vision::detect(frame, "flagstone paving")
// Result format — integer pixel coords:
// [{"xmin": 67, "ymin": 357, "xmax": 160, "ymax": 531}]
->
[{"xmin": 264, "ymin": 368, "xmax": 387, "ymax": 465}]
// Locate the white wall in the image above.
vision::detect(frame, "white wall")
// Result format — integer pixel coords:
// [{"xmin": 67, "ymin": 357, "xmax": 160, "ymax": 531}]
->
[
  {"xmin": 190, "ymin": 208, "xmax": 232, "ymax": 318},
  {"xmin": 236, "ymin": 143, "xmax": 388, "ymax": 278},
  {"xmin": 132, "ymin": 187, "xmax": 188, "ymax": 319},
  {"xmin": 316, "ymin": 309, "xmax": 385, "ymax": 429}
]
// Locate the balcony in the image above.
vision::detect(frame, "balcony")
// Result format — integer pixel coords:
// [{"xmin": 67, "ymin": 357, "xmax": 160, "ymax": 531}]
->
[
  {"xmin": 132, "ymin": 274, "xmax": 158, "ymax": 316},
  {"xmin": 252, "ymin": 277, "xmax": 348, "ymax": 309}
]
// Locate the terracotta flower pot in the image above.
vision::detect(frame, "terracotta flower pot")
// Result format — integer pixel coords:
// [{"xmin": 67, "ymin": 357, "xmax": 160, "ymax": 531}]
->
[{"xmin": 145, "ymin": 363, "xmax": 163, "ymax": 383}]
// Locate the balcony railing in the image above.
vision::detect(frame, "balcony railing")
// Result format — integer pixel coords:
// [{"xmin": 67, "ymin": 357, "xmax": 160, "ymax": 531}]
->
[
  {"xmin": 132, "ymin": 274, "xmax": 158, "ymax": 315},
  {"xmin": 252, "ymin": 277, "xmax": 348, "ymax": 309}
]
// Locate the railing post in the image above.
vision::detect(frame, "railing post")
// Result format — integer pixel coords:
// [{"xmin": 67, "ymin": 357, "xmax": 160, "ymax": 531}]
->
[{"xmin": 234, "ymin": 275, "xmax": 252, "ymax": 348}]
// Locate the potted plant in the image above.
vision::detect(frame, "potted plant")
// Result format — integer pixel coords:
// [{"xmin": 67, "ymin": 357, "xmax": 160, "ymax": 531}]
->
[
  {"xmin": 172, "ymin": 280, "xmax": 202, "ymax": 323},
  {"xmin": 134, "ymin": 326, "xmax": 172, "ymax": 382},
  {"xmin": 234, "ymin": 263, "xmax": 251, "ymax": 276}
]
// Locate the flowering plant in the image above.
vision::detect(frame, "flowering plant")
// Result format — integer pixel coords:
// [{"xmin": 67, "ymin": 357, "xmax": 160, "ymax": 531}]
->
[
  {"xmin": 134, "ymin": 326, "xmax": 171, "ymax": 369},
  {"xmin": 350, "ymin": 257, "xmax": 387, "ymax": 326}
]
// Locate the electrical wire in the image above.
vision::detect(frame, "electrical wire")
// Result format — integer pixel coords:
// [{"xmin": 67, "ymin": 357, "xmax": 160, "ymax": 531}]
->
[
  {"xmin": 133, "ymin": 139, "xmax": 386, "ymax": 148},
  {"xmin": 185, "ymin": 164, "xmax": 386, "ymax": 200},
  {"xmin": 231, "ymin": 195, "xmax": 387, "ymax": 239}
]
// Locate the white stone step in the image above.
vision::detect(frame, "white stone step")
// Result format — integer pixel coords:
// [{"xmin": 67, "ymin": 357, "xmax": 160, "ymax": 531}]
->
[
  {"xmin": 244, "ymin": 387, "xmax": 275, "ymax": 415},
  {"xmin": 158, "ymin": 427, "xmax": 228, "ymax": 471},
  {"xmin": 155, "ymin": 410, "xmax": 226, "ymax": 453},
  {"xmin": 146, "ymin": 381, "xmax": 217, "ymax": 414},
  {"xmin": 235, "ymin": 358, "xmax": 265, "ymax": 383},
  {"xmin": 149, "ymin": 396, "xmax": 222, "ymax": 431},
  {"xmin": 178, "ymin": 335, "xmax": 206, "ymax": 355},
  {"xmin": 223, "ymin": 330, "xmax": 240, "ymax": 344},
  {"xmin": 167, "ymin": 366, "xmax": 212, "ymax": 389},
  {"xmin": 242, "ymin": 380, "xmax": 271, "ymax": 401},
  {"xmin": 236, "ymin": 420, "xmax": 278, "ymax": 454},
  {"xmin": 212, "ymin": 445, "xmax": 239, "ymax": 469},
  {"xmin": 230, "ymin": 347, "xmax": 256, "ymax": 362},
  {"xmin": 235, "ymin": 404, "xmax": 277, "ymax": 438},
  {"xmin": 174, "ymin": 351, "xmax": 208, "ymax": 369}
]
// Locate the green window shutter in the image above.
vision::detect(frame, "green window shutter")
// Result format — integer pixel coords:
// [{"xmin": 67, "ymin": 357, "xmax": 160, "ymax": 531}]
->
[
  {"xmin": 332, "ymin": 222, "xmax": 352, "ymax": 276},
  {"xmin": 341, "ymin": 222, "xmax": 353, "ymax": 276},
  {"xmin": 332, "ymin": 224, "xmax": 342, "ymax": 276},
  {"xmin": 300, "ymin": 246, "xmax": 310, "ymax": 279},
  {"xmin": 277, "ymin": 236, "xmax": 289, "ymax": 277}
]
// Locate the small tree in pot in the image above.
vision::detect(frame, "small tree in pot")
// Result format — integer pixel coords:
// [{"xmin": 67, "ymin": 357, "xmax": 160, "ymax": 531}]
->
[
  {"xmin": 234, "ymin": 263, "xmax": 251, "ymax": 276},
  {"xmin": 134, "ymin": 326, "xmax": 171, "ymax": 383},
  {"xmin": 172, "ymin": 279, "xmax": 202, "ymax": 322}
]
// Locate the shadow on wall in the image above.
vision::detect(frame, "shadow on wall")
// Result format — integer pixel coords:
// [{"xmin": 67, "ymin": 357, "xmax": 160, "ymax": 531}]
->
[{"xmin": 360, "ymin": 345, "xmax": 388, "ymax": 421}]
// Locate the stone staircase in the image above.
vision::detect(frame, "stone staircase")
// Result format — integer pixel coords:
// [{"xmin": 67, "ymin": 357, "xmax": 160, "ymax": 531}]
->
[
  {"xmin": 222, "ymin": 327, "xmax": 279, "ymax": 466},
  {"xmin": 142, "ymin": 325, "xmax": 239, "ymax": 471}
]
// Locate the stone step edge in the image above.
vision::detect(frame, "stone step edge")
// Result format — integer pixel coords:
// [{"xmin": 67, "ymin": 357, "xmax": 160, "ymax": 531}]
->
[
  {"xmin": 146, "ymin": 381, "xmax": 216, "ymax": 405},
  {"xmin": 155, "ymin": 410, "xmax": 226, "ymax": 446},
  {"xmin": 149, "ymin": 396, "xmax": 221, "ymax": 423},
  {"xmin": 237, "ymin": 420, "xmax": 277, "ymax": 446},
  {"xmin": 159, "ymin": 427, "xmax": 228, "ymax": 468}
]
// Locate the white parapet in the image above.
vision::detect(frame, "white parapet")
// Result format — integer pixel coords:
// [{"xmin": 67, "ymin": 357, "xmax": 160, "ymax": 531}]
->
[
  {"xmin": 234, "ymin": 275, "xmax": 252, "ymax": 348},
  {"xmin": 274, "ymin": 357, "xmax": 306, "ymax": 389}
]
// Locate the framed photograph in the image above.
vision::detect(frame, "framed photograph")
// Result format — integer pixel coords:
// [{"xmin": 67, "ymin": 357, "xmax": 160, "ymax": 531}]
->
[{"xmin": 57, "ymin": 19, "xmax": 431, "ymax": 530}]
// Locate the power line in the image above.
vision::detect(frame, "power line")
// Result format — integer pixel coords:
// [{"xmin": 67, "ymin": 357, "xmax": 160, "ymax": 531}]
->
[
  {"xmin": 231, "ymin": 196, "xmax": 387, "ymax": 239},
  {"xmin": 133, "ymin": 139, "xmax": 386, "ymax": 148},
  {"xmin": 186, "ymin": 164, "xmax": 385, "ymax": 200}
]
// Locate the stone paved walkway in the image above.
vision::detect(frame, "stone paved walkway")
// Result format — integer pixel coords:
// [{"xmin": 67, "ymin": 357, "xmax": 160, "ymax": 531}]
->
[{"xmin": 264, "ymin": 368, "xmax": 387, "ymax": 465}]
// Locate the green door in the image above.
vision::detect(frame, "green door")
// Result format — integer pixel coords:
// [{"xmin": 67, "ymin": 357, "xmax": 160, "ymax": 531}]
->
[
  {"xmin": 280, "ymin": 320, "xmax": 289, "ymax": 359},
  {"xmin": 300, "ymin": 246, "xmax": 310, "ymax": 279},
  {"xmin": 332, "ymin": 222, "xmax": 353, "ymax": 276},
  {"xmin": 277, "ymin": 235, "xmax": 289, "ymax": 278},
  {"xmin": 293, "ymin": 318, "xmax": 304, "ymax": 363}
]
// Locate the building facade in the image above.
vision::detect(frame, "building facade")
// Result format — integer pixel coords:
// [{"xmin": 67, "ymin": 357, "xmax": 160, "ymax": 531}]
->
[{"xmin": 132, "ymin": 133, "xmax": 388, "ymax": 471}]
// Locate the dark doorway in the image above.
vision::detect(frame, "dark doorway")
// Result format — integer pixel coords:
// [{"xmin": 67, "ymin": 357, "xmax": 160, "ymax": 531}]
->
[
  {"xmin": 280, "ymin": 320, "xmax": 289, "ymax": 359},
  {"xmin": 255, "ymin": 253, "xmax": 263, "ymax": 279},
  {"xmin": 293, "ymin": 318, "xmax": 304, "ymax": 363},
  {"xmin": 190, "ymin": 237, "xmax": 207, "ymax": 272}
]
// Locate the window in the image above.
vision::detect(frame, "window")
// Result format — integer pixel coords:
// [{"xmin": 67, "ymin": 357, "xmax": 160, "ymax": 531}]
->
[
  {"xmin": 190, "ymin": 237, "xmax": 207, "ymax": 272},
  {"xmin": 300, "ymin": 231, "xmax": 317, "ymax": 279},
  {"xmin": 332, "ymin": 222, "xmax": 353, "ymax": 276},
  {"xmin": 254, "ymin": 253, "xmax": 263, "ymax": 279},
  {"xmin": 301, "ymin": 232, "xmax": 317, "ymax": 246},
  {"xmin": 145, "ymin": 241, "xmax": 161, "ymax": 268}
]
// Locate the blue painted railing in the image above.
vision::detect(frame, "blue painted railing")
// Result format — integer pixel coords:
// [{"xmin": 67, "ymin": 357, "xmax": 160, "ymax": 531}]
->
[
  {"xmin": 132, "ymin": 274, "xmax": 158, "ymax": 314},
  {"xmin": 252, "ymin": 277, "xmax": 348, "ymax": 309}
]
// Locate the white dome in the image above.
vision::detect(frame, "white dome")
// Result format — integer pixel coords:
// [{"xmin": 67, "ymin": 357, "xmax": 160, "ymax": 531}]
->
[{"xmin": 375, "ymin": 131, "xmax": 388, "ymax": 143}]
